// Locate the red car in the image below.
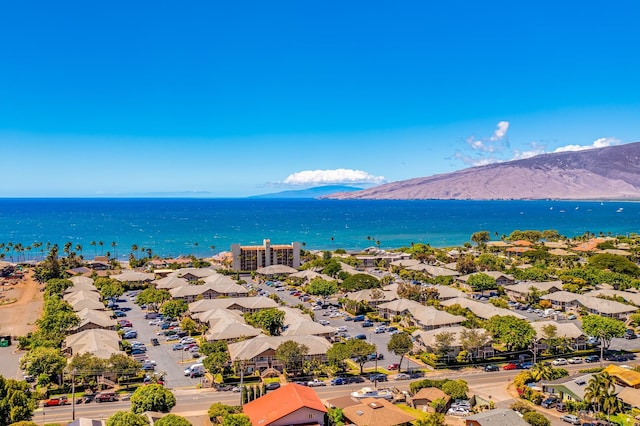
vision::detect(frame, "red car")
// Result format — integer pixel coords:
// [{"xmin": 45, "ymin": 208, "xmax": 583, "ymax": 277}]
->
[
  {"xmin": 43, "ymin": 396, "xmax": 68, "ymax": 407},
  {"xmin": 503, "ymin": 363, "xmax": 517, "ymax": 370},
  {"xmin": 387, "ymin": 363, "xmax": 399, "ymax": 370}
]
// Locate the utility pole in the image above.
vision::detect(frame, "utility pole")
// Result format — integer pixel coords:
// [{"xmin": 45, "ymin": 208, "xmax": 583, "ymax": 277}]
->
[{"xmin": 71, "ymin": 368, "xmax": 77, "ymax": 421}]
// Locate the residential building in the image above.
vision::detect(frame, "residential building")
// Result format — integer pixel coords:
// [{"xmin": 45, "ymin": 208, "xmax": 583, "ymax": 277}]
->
[
  {"xmin": 540, "ymin": 292, "xmax": 637, "ymax": 319},
  {"xmin": 440, "ymin": 297, "xmax": 527, "ymax": 320},
  {"xmin": 530, "ymin": 321, "xmax": 587, "ymax": 353},
  {"xmin": 242, "ymin": 383, "xmax": 327, "ymax": 426},
  {"xmin": 504, "ymin": 280, "xmax": 563, "ymax": 301},
  {"xmin": 63, "ymin": 329, "xmax": 124, "ymax": 359},
  {"xmin": 188, "ymin": 296, "xmax": 279, "ymax": 315},
  {"xmin": 377, "ymin": 299, "xmax": 465, "ymax": 330},
  {"xmin": 227, "ymin": 335, "xmax": 331, "ymax": 375},
  {"xmin": 412, "ymin": 326, "xmax": 495, "ymax": 360},
  {"xmin": 411, "ymin": 387, "xmax": 450, "ymax": 412},
  {"xmin": 341, "ymin": 398, "xmax": 416, "ymax": 426},
  {"xmin": 456, "ymin": 271, "xmax": 515, "ymax": 289},
  {"xmin": 231, "ymin": 239, "xmax": 301, "ymax": 271},
  {"xmin": 465, "ymin": 409, "xmax": 529, "ymax": 426},
  {"xmin": 72, "ymin": 308, "xmax": 118, "ymax": 333},
  {"xmin": 540, "ymin": 373, "xmax": 622, "ymax": 402}
]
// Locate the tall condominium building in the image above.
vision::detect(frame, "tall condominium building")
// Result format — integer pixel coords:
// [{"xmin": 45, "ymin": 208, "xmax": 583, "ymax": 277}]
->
[{"xmin": 231, "ymin": 239, "xmax": 301, "ymax": 271}]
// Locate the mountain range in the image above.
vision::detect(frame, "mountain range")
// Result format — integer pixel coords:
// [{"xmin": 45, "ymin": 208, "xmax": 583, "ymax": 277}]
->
[
  {"xmin": 250, "ymin": 185, "xmax": 362, "ymax": 199},
  {"xmin": 325, "ymin": 142, "xmax": 640, "ymax": 200}
]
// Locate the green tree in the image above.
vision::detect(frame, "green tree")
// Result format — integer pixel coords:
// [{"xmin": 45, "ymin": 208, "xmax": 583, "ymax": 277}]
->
[
  {"xmin": 305, "ymin": 278, "xmax": 338, "ymax": 297},
  {"xmin": 136, "ymin": 288, "xmax": 171, "ymax": 311},
  {"xmin": 180, "ymin": 317, "xmax": 198, "ymax": 336},
  {"xmin": 130, "ymin": 384, "xmax": 176, "ymax": 414},
  {"xmin": 0, "ymin": 375, "xmax": 37, "ymax": 425},
  {"xmin": 201, "ymin": 341, "xmax": 230, "ymax": 376},
  {"xmin": 19, "ymin": 347, "xmax": 67, "ymax": 383},
  {"xmin": 327, "ymin": 342, "xmax": 352, "ymax": 368},
  {"xmin": 328, "ymin": 407, "xmax": 344, "ymax": 426},
  {"xmin": 275, "ymin": 341, "xmax": 309, "ymax": 376},
  {"xmin": 346, "ymin": 339, "xmax": 376, "ymax": 374},
  {"xmin": 106, "ymin": 411, "xmax": 150, "ymax": 426},
  {"xmin": 441, "ymin": 379, "xmax": 468, "ymax": 400},
  {"xmin": 244, "ymin": 308, "xmax": 285, "ymax": 336},
  {"xmin": 414, "ymin": 413, "xmax": 446, "ymax": 426},
  {"xmin": 485, "ymin": 315, "xmax": 535, "ymax": 351},
  {"xmin": 523, "ymin": 411, "xmax": 550, "ymax": 426},
  {"xmin": 222, "ymin": 414, "xmax": 252, "ymax": 426},
  {"xmin": 340, "ymin": 274, "xmax": 380, "ymax": 292},
  {"xmin": 208, "ymin": 403, "xmax": 242, "ymax": 424},
  {"xmin": 582, "ymin": 315, "xmax": 626, "ymax": 361},
  {"xmin": 160, "ymin": 299, "xmax": 188, "ymax": 319},
  {"xmin": 471, "ymin": 231, "xmax": 490, "ymax": 247},
  {"xmin": 466, "ymin": 273, "xmax": 497, "ymax": 295},
  {"xmin": 155, "ymin": 414, "xmax": 192, "ymax": 426},
  {"xmin": 589, "ymin": 253, "xmax": 640, "ymax": 276},
  {"xmin": 387, "ymin": 333, "xmax": 412, "ymax": 372},
  {"xmin": 433, "ymin": 331, "xmax": 455, "ymax": 359}
]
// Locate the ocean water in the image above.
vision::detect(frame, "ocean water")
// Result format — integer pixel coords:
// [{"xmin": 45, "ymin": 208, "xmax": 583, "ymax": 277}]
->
[{"xmin": 0, "ymin": 198, "xmax": 638, "ymax": 260}]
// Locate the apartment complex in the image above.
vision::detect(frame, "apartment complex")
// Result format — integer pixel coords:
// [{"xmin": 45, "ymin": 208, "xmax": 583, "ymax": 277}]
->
[{"xmin": 231, "ymin": 239, "xmax": 301, "ymax": 271}]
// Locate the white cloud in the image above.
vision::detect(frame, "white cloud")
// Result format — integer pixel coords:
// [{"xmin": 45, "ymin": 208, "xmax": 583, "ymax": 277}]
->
[
  {"xmin": 490, "ymin": 121, "xmax": 510, "ymax": 141},
  {"xmin": 553, "ymin": 137, "xmax": 621, "ymax": 153},
  {"xmin": 282, "ymin": 169, "xmax": 386, "ymax": 186}
]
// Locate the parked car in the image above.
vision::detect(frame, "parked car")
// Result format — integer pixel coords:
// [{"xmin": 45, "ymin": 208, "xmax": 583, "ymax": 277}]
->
[
  {"xmin": 150, "ymin": 338, "xmax": 159, "ymax": 346},
  {"xmin": 541, "ymin": 397, "xmax": 558, "ymax": 408},
  {"xmin": 395, "ymin": 373, "xmax": 411, "ymax": 380},
  {"xmin": 556, "ymin": 403, "xmax": 567, "ymax": 412},
  {"xmin": 503, "ymin": 363, "xmax": 517, "ymax": 370},
  {"xmin": 166, "ymin": 334, "xmax": 180, "ymax": 341},
  {"xmin": 265, "ymin": 382, "xmax": 281, "ymax": 390},
  {"xmin": 585, "ymin": 355, "xmax": 600, "ymax": 363},
  {"xmin": 43, "ymin": 396, "xmax": 68, "ymax": 407},
  {"xmin": 484, "ymin": 364, "xmax": 499, "ymax": 372},
  {"xmin": 330, "ymin": 377, "xmax": 347, "ymax": 385},
  {"xmin": 447, "ymin": 407, "xmax": 470, "ymax": 416},
  {"xmin": 180, "ymin": 337, "xmax": 196, "ymax": 345},
  {"xmin": 113, "ymin": 310, "xmax": 126, "ymax": 317},
  {"xmin": 568, "ymin": 357, "xmax": 583, "ymax": 364},
  {"xmin": 353, "ymin": 315, "xmax": 366, "ymax": 322},
  {"xmin": 552, "ymin": 358, "xmax": 568, "ymax": 366},
  {"xmin": 95, "ymin": 392, "xmax": 118, "ymax": 403},
  {"xmin": 336, "ymin": 326, "xmax": 348, "ymax": 333},
  {"xmin": 625, "ymin": 333, "xmax": 637, "ymax": 340},
  {"xmin": 172, "ymin": 343, "xmax": 185, "ymax": 351},
  {"xmin": 560, "ymin": 414, "xmax": 581, "ymax": 425},
  {"xmin": 361, "ymin": 320, "xmax": 374, "ymax": 328},
  {"xmin": 123, "ymin": 331, "xmax": 138, "ymax": 339},
  {"xmin": 518, "ymin": 362, "xmax": 533, "ymax": 369},
  {"xmin": 368, "ymin": 373, "xmax": 387, "ymax": 382},
  {"xmin": 374, "ymin": 326, "xmax": 386, "ymax": 333},
  {"xmin": 387, "ymin": 363, "xmax": 399, "ymax": 370},
  {"xmin": 354, "ymin": 334, "xmax": 366, "ymax": 340},
  {"xmin": 366, "ymin": 353, "xmax": 384, "ymax": 361},
  {"xmin": 307, "ymin": 379, "xmax": 326, "ymax": 387}
]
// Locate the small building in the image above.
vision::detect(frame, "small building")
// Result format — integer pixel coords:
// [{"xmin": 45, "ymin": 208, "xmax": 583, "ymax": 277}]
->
[
  {"xmin": 377, "ymin": 299, "xmax": 465, "ymax": 331},
  {"xmin": 341, "ymin": 397, "xmax": 416, "ymax": 426},
  {"xmin": 242, "ymin": 383, "xmax": 327, "ymax": 426},
  {"xmin": 456, "ymin": 271, "xmax": 515, "ymax": 289},
  {"xmin": 411, "ymin": 387, "xmax": 450, "ymax": 412},
  {"xmin": 465, "ymin": 409, "xmax": 529, "ymax": 426},
  {"xmin": 412, "ymin": 326, "xmax": 495, "ymax": 360},
  {"xmin": 504, "ymin": 280, "xmax": 563, "ymax": 301}
]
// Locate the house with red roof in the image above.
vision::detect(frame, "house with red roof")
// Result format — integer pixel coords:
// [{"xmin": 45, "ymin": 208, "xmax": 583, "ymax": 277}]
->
[{"xmin": 242, "ymin": 383, "xmax": 327, "ymax": 426}]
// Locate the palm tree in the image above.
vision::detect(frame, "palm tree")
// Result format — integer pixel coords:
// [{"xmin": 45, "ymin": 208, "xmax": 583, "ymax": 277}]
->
[
  {"xmin": 90, "ymin": 240, "xmax": 96, "ymax": 257},
  {"xmin": 584, "ymin": 372, "xmax": 616, "ymax": 415},
  {"xmin": 98, "ymin": 241, "xmax": 104, "ymax": 254},
  {"xmin": 111, "ymin": 241, "xmax": 117, "ymax": 259},
  {"xmin": 531, "ymin": 362, "xmax": 554, "ymax": 381}
]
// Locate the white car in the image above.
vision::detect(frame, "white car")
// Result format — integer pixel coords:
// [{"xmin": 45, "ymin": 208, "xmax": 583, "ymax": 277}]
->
[
  {"xmin": 552, "ymin": 358, "xmax": 568, "ymax": 366},
  {"xmin": 336, "ymin": 326, "xmax": 348, "ymax": 333},
  {"xmin": 318, "ymin": 320, "xmax": 330, "ymax": 326},
  {"xmin": 374, "ymin": 326, "xmax": 386, "ymax": 334},
  {"xmin": 180, "ymin": 337, "xmax": 196, "ymax": 345},
  {"xmin": 568, "ymin": 357, "xmax": 583, "ymax": 364},
  {"xmin": 447, "ymin": 407, "xmax": 470, "ymax": 416}
]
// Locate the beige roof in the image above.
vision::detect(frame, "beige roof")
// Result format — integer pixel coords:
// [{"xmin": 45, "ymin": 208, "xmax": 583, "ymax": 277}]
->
[
  {"xmin": 407, "ymin": 264, "xmax": 459, "ymax": 277},
  {"xmin": 429, "ymin": 285, "xmax": 466, "ymax": 299},
  {"xmin": 194, "ymin": 308, "xmax": 245, "ymax": 323},
  {"xmin": 65, "ymin": 281, "xmax": 99, "ymax": 293},
  {"xmin": 598, "ymin": 249, "xmax": 631, "ymax": 256},
  {"xmin": 412, "ymin": 387, "xmax": 450, "ymax": 402},
  {"xmin": 64, "ymin": 329, "xmax": 123, "ymax": 359},
  {"xmin": 412, "ymin": 326, "xmax": 492, "ymax": 348},
  {"xmin": 585, "ymin": 289, "xmax": 640, "ymax": 307},
  {"xmin": 389, "ymin": 259, "xmax": 422, "ymax": 268},
  {"xmin": 154, "ymin": 275, "xmax": 189, "ymax": 289},
  {"xmin": 548, "ymin": 248, "xmax": 577, "ymax": 256},
  {"xmin": 256, "ymin": 264, "xmax": 298, "ymax": 275},
  {"xmin": 281, "ymin": 321, "xmax": 335, "ymax": 336},
  {"xmin": 440, "ymin": 297, "xmax": 527, "ymax": 320},
  {"xmin": 531, "ymin": 320, "xmax": 584, "ymax": 340},
  {"xmin": 506, "ymin": 280, "xmax": 564, "ymax": 295},
  {"xmin": 544, "ymin": 241, "xmax": 569, "ymax": 249},
  {"xmin": 228, "ymin": 334, "xmax": 331, "ymax": 361},
  {"xmin": 74, "ymin": 308, "xmax": 117, "ymax": 329},
  {"xmin": 69, "ymin": 276, "xmax": 95, "ymax": 286},
  {"xmin": 289, "ymin": 269, "xmax": 335, "ymax": 281},
  {"xmin": 67, "ymin": 297, "xmax": 105, "ymax": 312},
  {"xmin": 541, "ymin": 291, "xmax": 638, "ymax": 314},
  {"xmin": 487, "ymin": 241, "xmax": 510, "ymax": 247},
  {"xmin": 618, "ymin": 387, "xmax": 640, "ymax": 408},
  {"xmin": 378, "ymin": 299, "xmax": 466, "ymax": 328},
  {"xmin": 457, "ymin": 271, "xmax": 514, "ymax": 283},
  {"xmin": 344, "ymin": 288, "xmax": 398, "ymax": 303},
  {"xmin": 466, "ymin": 409, "xmax": 528, "ymax": 426},
  {"xmin": 188, "ymin": 296, "xmax": 278, "ymax": 313},
  {"xmin": 342, "ymin": 397, "xmax": 416, "ymax": 426},
  {"xmin": 64, "ymin": 289, "xmax": 101, "ymax": 303},
  {"xmin": 171, "ymin": 267, "xmax": 218, "ymax": 279},
  {"xmin": 205, "ymin": 318, "xmax": 262, "ymax": 341},
  {"xmin": 111, "ymin": 271, "xmax": 154, "ymax": 282}
]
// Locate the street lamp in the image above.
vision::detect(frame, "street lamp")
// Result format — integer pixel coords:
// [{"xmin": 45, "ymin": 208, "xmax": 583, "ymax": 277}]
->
[{"xmin": 70, "ymin": 368, "xmax": 78, "ymax": 421}]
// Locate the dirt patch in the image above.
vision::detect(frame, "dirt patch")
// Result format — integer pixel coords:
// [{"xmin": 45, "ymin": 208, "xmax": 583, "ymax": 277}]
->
[{"xmin": 0, "ymin": 269, "xmax": 44, "ymax": 338}]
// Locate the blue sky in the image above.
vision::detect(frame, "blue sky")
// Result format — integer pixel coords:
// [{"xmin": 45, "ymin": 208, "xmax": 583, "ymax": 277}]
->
[{"xmin": 1, "ymin": 1, "xmax": 639, "ymax": 197}]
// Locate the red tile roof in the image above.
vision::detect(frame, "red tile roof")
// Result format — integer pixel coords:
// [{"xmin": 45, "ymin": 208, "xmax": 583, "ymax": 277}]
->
[{"xmin": 243, "ymin": 383, "xmax": 327, "ymax": 425}]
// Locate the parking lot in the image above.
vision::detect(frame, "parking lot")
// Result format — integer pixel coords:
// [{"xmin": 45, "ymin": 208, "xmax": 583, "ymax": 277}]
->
[
  {"xmin": 120, "ymin": 294, "xmax": 207, "ymax": 389},
  {"xmin": 245, "ymin": 276, "xmax": 422, "ymax": 373}
]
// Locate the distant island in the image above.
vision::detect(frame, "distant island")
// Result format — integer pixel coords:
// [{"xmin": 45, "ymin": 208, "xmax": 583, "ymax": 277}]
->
[
  {"xmin": 250, "ymin": 185, "xmax": 363, "ymax": 199},
  {"xmin": 325, "ymin": 141, "xmax": 640, "ymax": 200}
]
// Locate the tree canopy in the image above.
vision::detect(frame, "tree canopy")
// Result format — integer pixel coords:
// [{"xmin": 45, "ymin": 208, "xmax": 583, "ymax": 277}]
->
[
  {"xmin": 485, "ymin": 315, "xmax": 535, "ymax": 351},
  {"xmin": 244, "ymin": 308, "xmax": 285, "ymax": 336},
  {"xmin": 208, "ymin": 403, "xmax": 242, "ymax": 425},
  {"xmin": 154, "ymin": 414, "xmax": 192, "ymax": 426},
  {"xmin": 387, "ymin": 333, "xmax": 412, "ymax": 372},
  {"xmin": 340, "ymin": 274, "xmax": 380, "ymax": 292},
  {"xmin": 305, "ymin": 278, "xmax": 338, "ymax": 297},
  {"xmin": 106, "ymin": 411, "xmax": 150, "ymax": 426},
  {"xmin": 130, "ymin": 384, "xmax": 176, "ymax": 414},
  {"xmin": 0, "ymin": 375, "xmax": 37, "ymax": 425},
  {"xmin": 466, "ymin": 273, "xmax": 497, "ymax": 294},
  {"xmin": 160, "ymin": 299, "xmax": 188, "ymax": 319},
  {"xmin": 275, "ymin": 341, "xmax": 309, "ymax": 375}
]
